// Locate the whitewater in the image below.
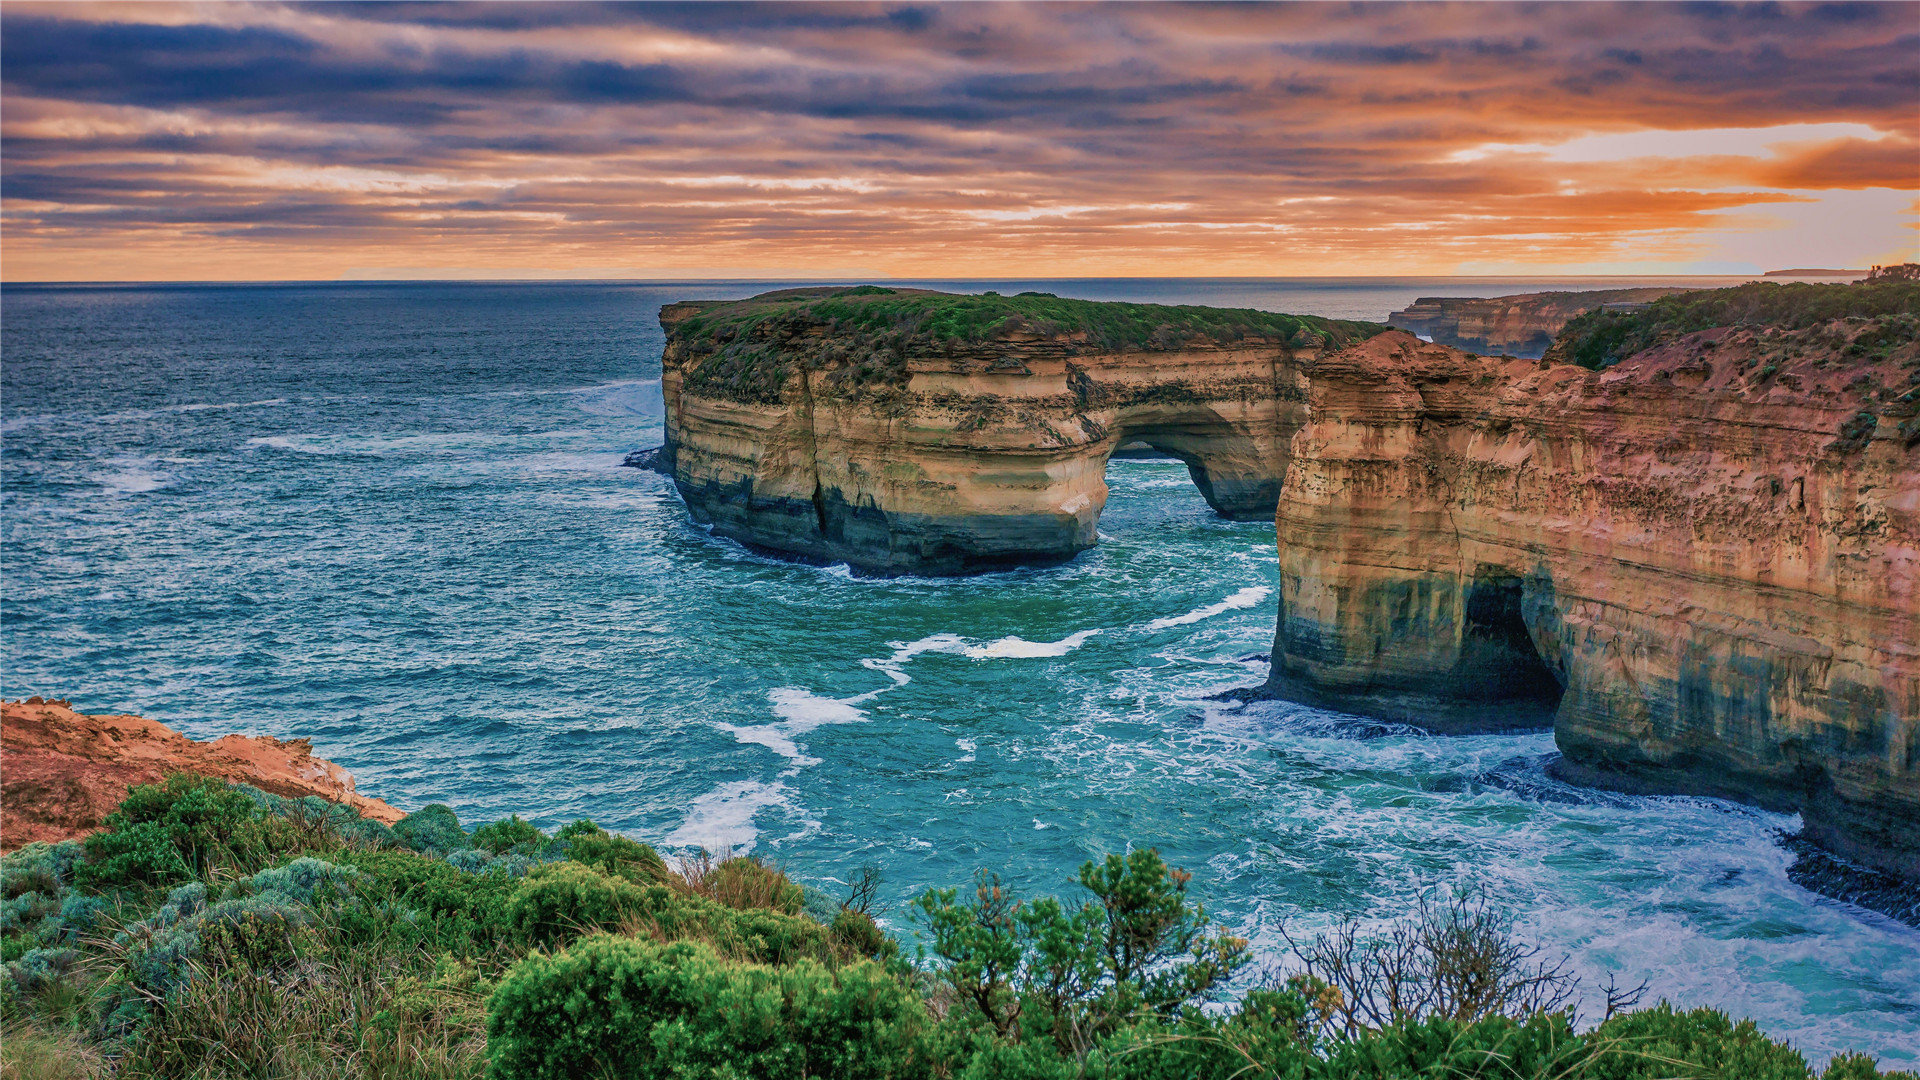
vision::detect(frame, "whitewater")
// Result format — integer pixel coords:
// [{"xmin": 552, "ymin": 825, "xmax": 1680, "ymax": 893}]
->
[{"xmin": 2, "ymin": 279, "xmax": 1913, "ymax": 1062}]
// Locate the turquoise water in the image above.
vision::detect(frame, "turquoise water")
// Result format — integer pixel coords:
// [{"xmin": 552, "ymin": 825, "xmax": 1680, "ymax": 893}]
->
[{"xmin": 3, "ymin": 279, "xmax": 1914, "ymax": 1061}]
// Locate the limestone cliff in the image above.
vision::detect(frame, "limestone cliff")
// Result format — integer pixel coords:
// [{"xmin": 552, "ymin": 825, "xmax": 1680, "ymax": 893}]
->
[
  {"xmin": 1387, "ymin": 288, "xmax": 1693, "ymax": 358},
  {"xmin": 660, "ymin": 287, "xmax": 1381, "ymax": 574},
  {"xmin": 656, "ymin": 286, "xmax": 1919, "ymax": 879},
  {"xmin": 1266, "ymin": 324, "xmax": 1918, "ymax": 878},
  {"xmin": 1, "ymin": 698, "xmax": 403, "ymax": 850}
]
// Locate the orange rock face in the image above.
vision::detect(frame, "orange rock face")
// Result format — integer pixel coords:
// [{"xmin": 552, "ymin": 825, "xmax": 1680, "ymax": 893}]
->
[
  {"xmin": 1267, "ymin": 328, "xmax": 1918, "ymax": 877},
  {"xmin": 1, "ymin": 698, "xmax": 403, "ymax": 851}
]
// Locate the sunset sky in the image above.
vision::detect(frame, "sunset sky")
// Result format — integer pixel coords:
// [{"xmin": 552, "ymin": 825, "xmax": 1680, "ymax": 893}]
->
[{"xmin": 2, "ymin": 1, "xmax": 1915, "ymax": 282}]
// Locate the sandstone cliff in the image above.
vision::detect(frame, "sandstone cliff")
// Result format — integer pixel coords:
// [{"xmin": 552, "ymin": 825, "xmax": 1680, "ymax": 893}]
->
[
  {"xmin": 1387, "ymin": 288, "xmax": 1693, "ymax": 358},
  {"xmin": 660, "ymin": 288, "xmax": 1381, "ymax": 574},
  {"xmin": 1266, "ymin": 323, "xmax": 1918, "ymax": 878},
  {"xmin": 656, "ymin": 286, "xmax": 1919, "ymax": 880},
  {"xmin": 1, "ymin": 698, "xmax": 403, "ymax": 850}
]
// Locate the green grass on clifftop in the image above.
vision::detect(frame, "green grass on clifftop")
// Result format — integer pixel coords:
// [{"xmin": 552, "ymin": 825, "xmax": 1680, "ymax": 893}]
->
[
  {"xmin": 1548, "ymin": 280, "xmax": 1920, "ymax": 370},
  {"xmin": 669, "ymin": 286, "xmax": 1388, "ymax": 405}
]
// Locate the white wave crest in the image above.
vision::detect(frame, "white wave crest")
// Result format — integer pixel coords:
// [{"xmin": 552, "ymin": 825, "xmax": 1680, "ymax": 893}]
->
[
  {"xmin": 661, "ymin": 779, "xmax": 804, "ymax": 854},
  {"xmin": 1145, "ymin": 586, "xmax": 1271, "ymax": 630},
  {"xmin": 716, "ymin": 688, "xmax": 871, "ymax": 770}
]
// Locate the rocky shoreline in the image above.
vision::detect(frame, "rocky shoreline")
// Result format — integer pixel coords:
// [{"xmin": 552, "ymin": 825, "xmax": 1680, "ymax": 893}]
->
[{"xmin": 1, "ymin": 698, "xmax": 403, "ymax": 851}]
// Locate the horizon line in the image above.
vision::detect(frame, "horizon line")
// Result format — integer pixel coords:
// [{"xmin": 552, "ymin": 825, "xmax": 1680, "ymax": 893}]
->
[{"xmin": 0, "ymin": 271, "xmax": 1870, "ymax": 288}]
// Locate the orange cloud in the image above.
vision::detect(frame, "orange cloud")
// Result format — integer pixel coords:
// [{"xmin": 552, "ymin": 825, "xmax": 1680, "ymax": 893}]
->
[{"xmin": 2, "ymin": 2, "xmax": 1915, "ymax": 280}]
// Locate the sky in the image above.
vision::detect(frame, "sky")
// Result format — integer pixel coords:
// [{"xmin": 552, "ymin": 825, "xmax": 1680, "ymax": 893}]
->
[{"xmin": 1, "ymin": 1, "xmax": 1916, "ymax": 282}]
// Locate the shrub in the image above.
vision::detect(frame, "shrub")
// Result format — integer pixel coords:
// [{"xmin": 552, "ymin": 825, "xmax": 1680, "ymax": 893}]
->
[
  {"xmin": 78, "ymin": 773, "xmax": 306, "ymax": 889},
  {"xmin": 833, "ymin": 908, "xmax": 896, "ymax": 961},
  {"xmin": 553, "ymin": 819, "xmax": 669, "ymax": 884},
  {"xmin": 503, "ymin": 862, "xmax": 650, "ymax": 946},
  {"xmin": 115, "ymin": 877, "xmax": 314, "ymax": 997},
  {"xmin": 247, "ymin": 856, "xmax": 363, "ymax": 906},
  {"xmin": 916, "ymin": 849, "xmax": 1249, "ymax": 1056},
  {"xmin": 1280, "ymin": 893, "xmax": 1578, "ymax": 1040},
  {"xmin": 0, "ymin": 890, "xmax": 58, "ymax": 936},
  {"xmin": 321, "ymin": 849, "xmax": 520, "ymax": 954},
  {"xmin": 395, "ymin": 804, "xmax": 469, "ymax": 856},
  {"xmin": 1585, "ymin": 1002, "xmax": 1814, "ymax": 1080},
  {"xmin": 486, "ymin": 935, "xmax": 928, "ymax": 1080},
  {"xmin": 470, "ymin": 815, "xmax": 547, "ymax": 857}
]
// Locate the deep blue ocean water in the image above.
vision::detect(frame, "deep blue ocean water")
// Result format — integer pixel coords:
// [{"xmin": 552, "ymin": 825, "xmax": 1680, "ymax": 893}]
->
[{"xmin": 3, "ymin": 277, "xmax": 1913, "ymax": 1062}]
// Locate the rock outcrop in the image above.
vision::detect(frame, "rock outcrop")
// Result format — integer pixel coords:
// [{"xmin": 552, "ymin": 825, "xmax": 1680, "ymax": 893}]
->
[
  {"xmin": 660, "ymin": 288, "xmax": 1380, "ymax": 574},
  {"xmin": 656, "ymin": 286, "xmax": 1919, "ymax": 879},
  {"xmin": 1, "ymin": 698, "xmax": 403, "ymax": 851},
  {"xmin": 1387, "ymin": 288, "xmax": 1693, "ymax": 358},
  {"xmin": 1265, "ymin": 325, "xmax": 1918, "ymax": 878}
]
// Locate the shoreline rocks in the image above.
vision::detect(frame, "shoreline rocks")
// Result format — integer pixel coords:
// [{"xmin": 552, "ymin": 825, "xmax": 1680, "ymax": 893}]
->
[{"xmin": 1, "ymin": 698, "xmax": 404, "ymax": 851}]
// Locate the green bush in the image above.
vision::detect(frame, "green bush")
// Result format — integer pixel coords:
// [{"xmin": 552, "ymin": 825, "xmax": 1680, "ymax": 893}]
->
[
  {"xmin": 470, "ymin": 814, "xmax": 548, "ymax": 857},
  {"xmin": 504, "ymin": 862, "xmax": 650, "ymax": 946},
  {"xmin": 78, "ymin": 773, "xmax": 307, "ymax": 889},
  {"xmin": 554, "ymin": 819, "xmax": 670, "ymax": 884},
  {"xmin": 322, "ymin": 847, "xmax": 520, "ymax": 954},
  {"xmin": 917, "ymin": 849, "xmax": 1249, "ymax": 1056},
  {"xmin": 120, "ymin": 889, "xmax": 309, "ymax": 996},
  {"xmin": 486, "ymin": 934, "xmax": 928, "ymax": 1080},
  {"xmin": 395, "ymin": 804, "xmax": 469, "ymax": 855},
  {"xmin": 1585, "ymin": 1002, "xmax": 1815, "ymax": 1079}
]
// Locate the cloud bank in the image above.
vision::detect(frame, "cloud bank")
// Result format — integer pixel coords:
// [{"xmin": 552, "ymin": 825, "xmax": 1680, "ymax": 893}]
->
[{"xmin": 2, "ymin": 1, "xmax": 1915, "ymax": 280}]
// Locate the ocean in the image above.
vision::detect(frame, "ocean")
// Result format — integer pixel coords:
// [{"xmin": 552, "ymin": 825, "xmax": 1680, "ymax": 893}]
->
[{"xmin": 2, "ymin": 277, "xmax": 1912, "ymax": 1062}]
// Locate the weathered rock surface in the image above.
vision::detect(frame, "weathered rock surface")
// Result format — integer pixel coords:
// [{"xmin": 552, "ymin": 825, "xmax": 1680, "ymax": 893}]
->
[
  {"xmin": 661, "ymin": 290, "xmax": 1376, "ymax": 574},
  {"xmin": 1, "ymin": 698, "xmax": 403, "ymax": 850},
  {"xmin": 657, "ymin": 287, "xmax": 1919, "ymax": 878},
  {"xmin": 1387, "ymin": 288, "xmax": 1693, "ymax": 358},
  {"xmin": 1266, "ymin": 327, "xmax": 1918, "ymax": 878}
]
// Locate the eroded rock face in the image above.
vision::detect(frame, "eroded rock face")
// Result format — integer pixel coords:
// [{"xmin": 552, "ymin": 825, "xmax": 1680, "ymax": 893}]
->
[
  {"xmin": 1387, "ymin": 288, "xmax": 1693, "ymax": 358},
  {"xmin": 661, "ymin": 296, "xmax": 1348, "ymax": 574},
  {"xmin": 1, "ymin": 698, "xmax": 404, "ymax": 850},
  {"xmin": 1266, "ymin": 329, "xmax": 1918, "ymax": 878}
]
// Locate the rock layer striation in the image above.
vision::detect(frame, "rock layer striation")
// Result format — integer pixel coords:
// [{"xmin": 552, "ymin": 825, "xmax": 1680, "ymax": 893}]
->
[
  {"xmin": 657, "ymin": 288, "xmax": 1919, "ymax": 879},
  {"xmin": 1387, "ymin": 288, "xmax": 1693, "ymax": 358},
  {"xmin": 660, "ymin": 288, "xmax": 1379, "ymax": 574},
  {"xmin": 1264, "ymin": 326, "xmax": 1918, "ymax": 878}
]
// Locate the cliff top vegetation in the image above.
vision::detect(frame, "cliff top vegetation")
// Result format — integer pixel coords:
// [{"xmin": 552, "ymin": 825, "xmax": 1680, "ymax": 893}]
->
[
  {"xmin": 1547, "ymin": 279, "xmax": 1920, "ymax": 371},
  {"xmin": 4, "ymin": 770, "xmax": 1913, "ymax": 1079},
  {"xmin": 665, "ymin": 286, "xmax": 1387, "ymax": 405}
]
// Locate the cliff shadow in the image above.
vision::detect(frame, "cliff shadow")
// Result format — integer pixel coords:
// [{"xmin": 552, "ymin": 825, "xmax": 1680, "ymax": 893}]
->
[{"xmin": 1259, "ymin": 564, "xmax": 1565, "ymax": 734}]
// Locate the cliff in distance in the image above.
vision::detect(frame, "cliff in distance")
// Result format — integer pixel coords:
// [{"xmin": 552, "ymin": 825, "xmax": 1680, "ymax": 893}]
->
[
  {"xmin": 1387, "ymin": 288, "xmax": 1694, "ymax": 357},
  {"xmin": 656, "ymin": 284, "xmax": 1920, "ymax": 880},
  {"xmin": 1, "ymin": 697, "xmax": 403, "ymax": 850}
]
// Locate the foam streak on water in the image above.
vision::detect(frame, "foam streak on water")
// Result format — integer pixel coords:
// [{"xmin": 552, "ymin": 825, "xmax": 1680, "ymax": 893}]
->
[{"xmin": 3, "ymin": 280, "xmax": 1914, "ymax": 1063}]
